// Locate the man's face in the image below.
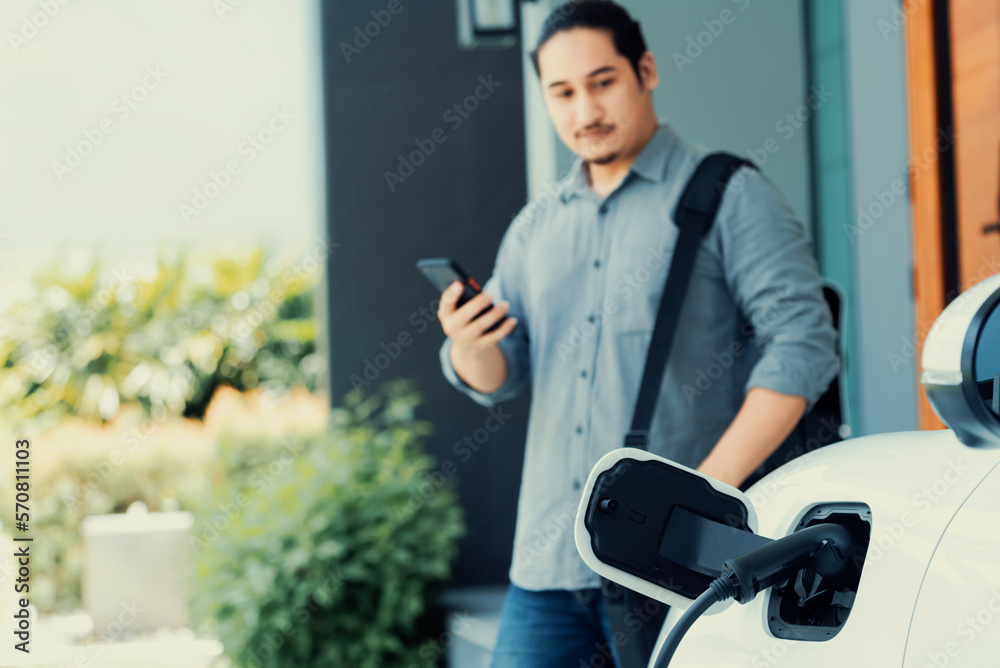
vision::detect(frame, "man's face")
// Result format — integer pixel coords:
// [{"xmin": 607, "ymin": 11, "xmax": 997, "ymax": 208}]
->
[{"xmin": 537, "ymin": 27, "xmax": 656, "ymax": 166}]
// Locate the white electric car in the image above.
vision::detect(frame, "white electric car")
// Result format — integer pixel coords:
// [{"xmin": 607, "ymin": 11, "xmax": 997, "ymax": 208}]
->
[{"xmin": 576, "ymin": 273, "xmax": 1000, "ymax": 668}]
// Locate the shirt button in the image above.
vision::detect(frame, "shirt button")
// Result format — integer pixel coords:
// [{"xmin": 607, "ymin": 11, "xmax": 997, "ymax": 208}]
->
[
  {"xmin": 575, "ymin": 425, "xmax": 583, "ymax": 434},
  {"xmin": 580, "ymin": 370, "xmax": 587, "ymax": 378},
  {"xmin": 573, "ymin": 479, "xmax": 582, "ymax": 490},
  {"xmin": 593, "ymin": 259, "xmax": 601, "ymax": 268},
  {"xmin": 587, "ymin": 314, "xmax": 596, "ymax": 323}
]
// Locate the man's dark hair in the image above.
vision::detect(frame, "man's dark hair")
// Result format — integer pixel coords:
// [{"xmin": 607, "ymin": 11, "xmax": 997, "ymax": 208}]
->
[{"xmin": 529, "ymin": 1, "xmax": 648, "ymax": 84}]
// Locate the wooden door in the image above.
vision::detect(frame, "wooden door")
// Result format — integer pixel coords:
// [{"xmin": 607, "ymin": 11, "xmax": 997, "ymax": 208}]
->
[
  {"xmin": 906, "ymin": 0, "xmax": 1000, "ymax": 430},
  {"xmin": 951, "ymin": 0, "xmax": 1000, "ymax": 291}
]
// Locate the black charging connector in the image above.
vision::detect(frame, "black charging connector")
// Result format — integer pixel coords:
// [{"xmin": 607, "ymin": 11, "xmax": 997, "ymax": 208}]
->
[
  {"xmin": 722, "ymin": 523, "xmax": 852, "ymax": 604},
  {"xmin": 652, "ymin": 523, "xmax": 854, "ymax": 667}
]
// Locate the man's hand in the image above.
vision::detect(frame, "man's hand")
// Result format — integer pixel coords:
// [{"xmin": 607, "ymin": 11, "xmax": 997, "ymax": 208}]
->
[
  {"xmin": 438, "ymin": 280, "xmax": 518, "ymax": 394},
  {"xmin": 437, "ymin": 280, "xmax": 518, "ymax": 356}
]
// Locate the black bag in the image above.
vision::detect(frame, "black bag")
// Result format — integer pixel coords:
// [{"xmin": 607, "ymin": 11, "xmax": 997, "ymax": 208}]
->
[{"xmin": 601, "ymin": 153, "xmax": 846, "ymax": 667}]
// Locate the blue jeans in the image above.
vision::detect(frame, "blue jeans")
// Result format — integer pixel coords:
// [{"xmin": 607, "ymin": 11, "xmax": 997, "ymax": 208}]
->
[{"xmin": 489, "ymin": 584, "xmax": 622, "ymax": 668}]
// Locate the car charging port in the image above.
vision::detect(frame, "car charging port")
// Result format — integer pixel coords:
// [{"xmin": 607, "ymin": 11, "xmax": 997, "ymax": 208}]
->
[{"xmin": 766, "ymin": 503, "xmax": 872, "ymax": 641}]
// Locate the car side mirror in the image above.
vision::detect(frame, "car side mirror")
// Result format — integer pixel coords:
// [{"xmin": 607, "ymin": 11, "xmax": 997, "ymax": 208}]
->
[{"xmin": 922, "ymin": 273, "xmax": 1000, "ymax": 447}]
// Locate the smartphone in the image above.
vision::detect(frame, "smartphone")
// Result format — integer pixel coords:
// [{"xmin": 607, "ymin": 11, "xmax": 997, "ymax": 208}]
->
[{"xmin": 416, "ymin": 258, "xmax": 509, "ymax": 334}]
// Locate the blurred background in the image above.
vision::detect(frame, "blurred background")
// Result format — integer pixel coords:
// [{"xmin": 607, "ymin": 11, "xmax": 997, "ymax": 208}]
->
[{"xmin": 0, "ymin": 0, "xmax": 997, "ymax": 666}]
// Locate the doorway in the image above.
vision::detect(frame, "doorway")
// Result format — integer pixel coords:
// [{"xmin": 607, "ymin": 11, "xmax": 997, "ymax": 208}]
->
[{"xmin": 906, "ymin": 0, "xmax": 1000, "ymax": 429}]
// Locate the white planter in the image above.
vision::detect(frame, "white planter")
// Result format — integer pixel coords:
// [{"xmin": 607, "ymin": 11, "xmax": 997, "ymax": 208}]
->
[{"xmin": 79, "ymin": 511, "xmax": 193, "ymax": 634}]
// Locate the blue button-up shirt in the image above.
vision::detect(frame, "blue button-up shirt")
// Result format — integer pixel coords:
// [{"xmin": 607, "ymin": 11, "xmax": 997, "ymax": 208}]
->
[{"xmin": 439, "ymin": 121, "xmax": 838, "ymax": 591}]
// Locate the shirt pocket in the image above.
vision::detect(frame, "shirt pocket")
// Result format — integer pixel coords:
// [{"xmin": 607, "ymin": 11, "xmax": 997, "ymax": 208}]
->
[{"xmin": 605, "ymin": 328, "xmax": 653, "ymax": 422}]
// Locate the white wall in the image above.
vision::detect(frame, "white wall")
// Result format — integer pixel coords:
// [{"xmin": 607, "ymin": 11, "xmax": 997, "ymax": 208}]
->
[{"xmin": 0, "ymin": 0, "xmax": 327, "ymax": 281}]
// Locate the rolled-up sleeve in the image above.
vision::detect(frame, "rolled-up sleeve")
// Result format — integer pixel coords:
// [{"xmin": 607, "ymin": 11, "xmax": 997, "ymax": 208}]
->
[
  {"xmin": 716, "ymin": 167, "xmax": 839, "ymax": 410},
  {"xmin": 439, "ymin": 217, "xmax": 532, "ymax": 407}
]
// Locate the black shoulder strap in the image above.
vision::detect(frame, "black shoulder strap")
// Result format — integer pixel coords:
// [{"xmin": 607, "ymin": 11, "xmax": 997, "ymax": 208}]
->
[{"xmin": 624, "ymin": 152, "xmax": 757, "ymax": 448}]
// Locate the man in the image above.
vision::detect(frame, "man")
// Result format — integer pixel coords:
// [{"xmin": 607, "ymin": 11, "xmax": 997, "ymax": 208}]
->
[{"xmin": 435, "ymin": 2, "xmax": 838, "ymax": 666}]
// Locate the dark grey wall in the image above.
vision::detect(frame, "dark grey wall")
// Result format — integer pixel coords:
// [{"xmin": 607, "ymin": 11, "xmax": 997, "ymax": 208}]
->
[{"xmin": 320, "ymin": 1, "xmax": 530, "ymax": 586}]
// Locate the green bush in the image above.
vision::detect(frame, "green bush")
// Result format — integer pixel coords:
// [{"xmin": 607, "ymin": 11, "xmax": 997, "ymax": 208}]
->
[
  {"xmin": 0, "ymin": 245, "xmax": 324, "ymax": 612},
  {"xmin": 190, "ymin": 380, "xmax": 465, "ymax": 668},
  {"xmin": 0, "ymin": 247, "xmax": 321, "ymax": 433}
]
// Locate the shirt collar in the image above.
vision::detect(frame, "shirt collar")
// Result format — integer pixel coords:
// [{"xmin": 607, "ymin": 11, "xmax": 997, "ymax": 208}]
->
[{"xmin": 559, "ymin": 120, "xmax": 678, "ymax": 204}]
